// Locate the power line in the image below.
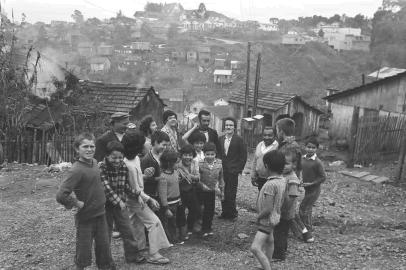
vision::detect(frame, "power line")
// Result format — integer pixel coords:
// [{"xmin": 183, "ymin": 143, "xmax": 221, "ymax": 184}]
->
[{"xmin": 82, "ymin": 0, "xmax": 116, "ymax": 15}]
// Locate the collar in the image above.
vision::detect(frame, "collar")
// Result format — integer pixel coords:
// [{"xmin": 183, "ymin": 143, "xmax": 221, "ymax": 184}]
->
[
  {"xmin": 225, "ymin": 134, "xmax": 233, "ymax": 140},
  {"xmin": 267, "ymin": 175, "xmax": 283, "ymax": 181},
  {"xmin": 303, "ymin": 153, "xmax": 317, "ymax": 160},
  {"xmin": 262, "ymin": 140, "xmax": 277, "ymax": 148}
]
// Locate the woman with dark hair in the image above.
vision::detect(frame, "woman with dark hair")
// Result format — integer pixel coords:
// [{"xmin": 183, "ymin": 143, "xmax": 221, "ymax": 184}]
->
[
  {"xmin": 139, "ymin": 115, "xmax": 158, "ymax": 154},
  {"xmin": 122, "ymin": 132, "xmax": 171, "ymax": 265}
]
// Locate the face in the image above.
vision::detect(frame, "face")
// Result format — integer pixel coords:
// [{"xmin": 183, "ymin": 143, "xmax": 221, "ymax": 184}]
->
[
  {"xmin": 276, "ymin": 125, "xmax": 284, "ymax": 140},
  {"xmin": 107, "ymin": 150, "xmax": 124, "ymax": 168},
  {"xmin": 193, "ymin": 141, "xmax": 204, "ymax": 153},
  {"xmin": 199, "ymin": 115, "xmax": 210, "ymax": 130},
  {"xmin": 166, "ymin": 115, "xmax": 178, "ymax": 128},
  {"xmin": 204, "ymin": 150, "xmax": 216, "ymax": 163},
  {"xmin": 305, "ymin": 143, "xmax": 317, "ymax": 156},
  {"xmin": 149, "ymin": 121, "xmax": 158, "ymax": 133},
  {"xmin": 76, "ymin": 139, "xmax": 95, "ymax": 161},
  {"xmin": 113, "ymin": 117, "xmax": 130, "ymax": 134},
  {"xmin": 153, "ymin": 140, "xmax": 169, "ymax": 153},
  {"xmin": 224, "ymin": 120, "xmax": 235, "ymax": 135},
  {"xmin": 181, "ymin": 153, "xmax": 194, "ymax": 166},
  {"xmin": 263, "ymin": 129, "xmax": 275, "ymax": 146}
]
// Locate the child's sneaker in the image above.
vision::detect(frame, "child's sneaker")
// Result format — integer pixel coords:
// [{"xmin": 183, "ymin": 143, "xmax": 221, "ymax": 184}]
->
[{"xmin": 303, "ymin": 232, "xmax": 314, "ymax": 243}]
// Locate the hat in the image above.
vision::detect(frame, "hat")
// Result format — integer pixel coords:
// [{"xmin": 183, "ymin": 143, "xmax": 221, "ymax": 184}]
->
[{"xmin": 110, "ymin": 112, "xmax": 129, "ymax": 122}]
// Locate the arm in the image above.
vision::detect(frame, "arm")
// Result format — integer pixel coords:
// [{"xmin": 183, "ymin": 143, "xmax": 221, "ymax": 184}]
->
[
  {"xmin": 218, "ymin": 166, "xmax": 225, "ymax": 198},
  {"xmin": 238, "ymin": 137, "xmax": 248, "ymax": 173},
  {"xmin": 257, "ymin": 193, "xmax": 274, "ymax": 220},
  {"xmin": 56, "ymin": 170, "xmax": 81, "ymax": 209},
  {"xmin": 182, "ymin": 123, "xmax": 199, "ymax": 143},
  {"xmin": 250, "ymin": 146, "xmax": 259, "ymax": 182},
  {"xmin": 306, "ymin": 159, "xmax": 326, "ymax": 186},
  {"xmin": 140, "ymin": 156, "xmax": 156, "ymax": 183},
  {"xmin": 127, "ymin": 164, "xmax": 150, "ymax": 202},
  {"xmin": 157, "ymin": 176, "xmax": 168, "ymax": 209}
]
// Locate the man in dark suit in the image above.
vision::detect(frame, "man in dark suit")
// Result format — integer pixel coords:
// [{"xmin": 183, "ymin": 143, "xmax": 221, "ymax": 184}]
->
[
  {"xmin": 219, "ymin": 117, "xmax": 247, "ymax": 220},
  {"xmin": 95, "ymin": 112, "xmax": 130, "ymax": 162},
  {"xmin": 187, "ymin": 110, "xmax": 221, "ymax": 153}
]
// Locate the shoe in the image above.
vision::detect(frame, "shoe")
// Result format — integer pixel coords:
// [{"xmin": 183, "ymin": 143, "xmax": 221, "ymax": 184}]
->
[
  {"xmin": 202, "ymin": 232, "xmax": 209, "ymax": 237},
  {"xmin": 303, "ymin": 232, "xmax": 314, "ymax": 243},
  {"xmin": 208, "ymin": 231, "xmax": 214, "ymax": 236},
  {"xmin": 112, "ymin": 231, "xmax": 121, "ymax": 238},
  {"xmin": 126, "ymin": 254, "xmax": 146, "ymax": 264},
  {"xmin": 187, "ymin": 231, "xmax": 193, "ymax": 236},
  {"xmin": 147, "ymin": 254, "xmax": 170, "ymax": 265}
]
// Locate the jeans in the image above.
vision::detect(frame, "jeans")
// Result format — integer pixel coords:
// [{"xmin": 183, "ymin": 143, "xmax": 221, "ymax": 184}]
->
[
  {"xmin": 105, "ymin": 204, "xmax": 141, "ymax": 262},
  {"xmin": 178, "ymin": 188, "xmax": 200, "ymax": 231},
  {"xmin": 126, "ymin": 198, "xmax": 171, "ymax": 255},
  {"xmin": 199, "ymin": 190, "xmax": 215, "ymax": 231},
  {"xmin": 299, "ymin": 186, "xmax": 321, "ymax": 231},
  {"xmin": 273, "ymin": 218, "xmax": 292, "ymax": 260},
  {"xmin": 221, "ymin": 171, "xmax": 239, "ymax": 218},
  {"xmin": 75, "ymin": 215, "xmax": 115, "ymax": 269}
]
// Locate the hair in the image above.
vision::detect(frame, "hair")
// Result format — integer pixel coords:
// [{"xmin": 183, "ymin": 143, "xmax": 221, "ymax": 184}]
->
[
  {"xmin": 73, "ymin": 132, "xmax": 95, "ymax": 149},
  {"xmin": 160, "ymin": 150, "xmax": 179, "ymax": 170},
  {"xmin": 139, "ymin": 115, "xmax": 155, "ymax": 136},
  {"xmin": 198, "ymin": 109, "xmax": 210, "ymax": 119},
  {"xmin": 189, "ymin": 131, "xmax": 207, "ymax": 144},
  {"xmin": 163, "ymin": 110, "xmax": 177, "ymax": 124},
  {"xmin": 121, "ymin": 131, "xmax": 146, "ymax": 160},
  {"xmin": 276, "ymin": 118, "xmax": 296, "ymax": 136},
  {"xmin": 223, "ymin": 116, "xmax": 237, "ymax": 129},
  {"xmin": 202, "ymin": 142, "xmax": 216, "ymax": 153},
  {"xmin": 306, "ymin": 137, "xmax": 319, "ymax": 148},
  {"xmin": 263, "ymin": 150, "xmax": 286, "ymax": 174},
  {"xmin": 106, "ymin": 141, "xmax": 124, "ymax": 155},
  {"xmin": 179, "ymin": 144, "xmax": 197, "ymax": 158},
  {"xmin": 151, "ymin": 130, "xmax": 170, "ymax": 145}
]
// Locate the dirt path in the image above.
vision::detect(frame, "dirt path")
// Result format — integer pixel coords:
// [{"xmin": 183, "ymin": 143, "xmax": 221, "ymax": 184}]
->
[{"xmin": 1, "ymin": 162, "xmax": 406, "ymax": 269}]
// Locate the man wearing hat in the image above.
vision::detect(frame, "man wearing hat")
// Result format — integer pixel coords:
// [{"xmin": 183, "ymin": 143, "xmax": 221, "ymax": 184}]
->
[{"xmin": 95, "ymin": 112, "xmax": 130, "ymax": 162}]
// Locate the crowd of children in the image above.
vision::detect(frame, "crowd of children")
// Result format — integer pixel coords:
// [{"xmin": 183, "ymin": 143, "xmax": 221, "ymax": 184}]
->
[{"xmin": 56, "ymin": 111, "xmax": 325, "ymax": 270}]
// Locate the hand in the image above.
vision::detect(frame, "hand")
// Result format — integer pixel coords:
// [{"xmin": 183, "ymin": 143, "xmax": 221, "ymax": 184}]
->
[
  {"xmin": 148, "ymin": 198, "xmax": 160, "ymax": 211},
  {"xmin": 193, "ymin": 122, "xmax": 199, "ymax": 129},
  {"xmin": 76, "ymin": 200, "xmax": 84, "ymax": 209},
  {"xmin": 144, "ymin": 167, "xmax": 155, "ymax": 178},
  {"xmin": 301, "ymin": 182, "xmax": 312, "ymax": 187},
  {"xmin": 138, "ymin": 195, "xmax": 145, "ymax": 208},
  {"xmin": 165, "ymin": 209, "xmax": 173, "ymax": 218}
]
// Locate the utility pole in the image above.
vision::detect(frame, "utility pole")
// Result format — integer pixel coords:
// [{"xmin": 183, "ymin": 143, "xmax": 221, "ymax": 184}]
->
[
  {"xmin": 243, "ymin": 42, "xmax": 251, "ymax": 117},
  {"xmin": 252, "ymin": 53, "xmax": 261, "ymax": 116}
]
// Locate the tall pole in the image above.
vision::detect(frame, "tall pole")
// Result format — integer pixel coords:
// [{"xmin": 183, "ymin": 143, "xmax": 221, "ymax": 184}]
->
[
  {"xmin": 253, "ymin": 53, "xmax": 261, "ymax": 116},
  {"xmin": 243, "ymin": 42, "xmax": 251, "ymax": 117}
]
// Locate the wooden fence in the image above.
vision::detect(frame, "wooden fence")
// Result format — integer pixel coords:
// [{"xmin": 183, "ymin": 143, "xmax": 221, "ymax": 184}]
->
[
  {"xmin": 352, "ymin": 113, "xmax": 406, "ymax": 165},
  {"xmin": 1, "ymin": 131, "xmax": 76, "ymax": 165}
]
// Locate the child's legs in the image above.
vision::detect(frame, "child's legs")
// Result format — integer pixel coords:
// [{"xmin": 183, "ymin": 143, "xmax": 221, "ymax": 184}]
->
[
  {"xmin": 273, "ymin": 219, "xmax": 291, "ymax": 259},
  {"xmin": 250, "ymin": 231, "xmax": 272, "ymax": 270},
  {"xmin": 75, "ymin": 218, "xmax": 93, "ymax": 268},
  {"xmin": 265, "ymin": 229, "xmax": 274, "ymax": 261},
  {"xmin": 299, "ymin": 187, "xmax": 321, "ymax": 231},
  {"xmin": 166, "ymin": 204, "xmax": 178, "ymax": 242},
  {"xmin": 176, "ymin": 202, "xmax": 187, "ymax": 229},
  {"xmin": 201, "ymin": 191, "xmax": 215, "ymax": 231},
  {"xmin": 181, "ymin": 190, "xmax": 199, "ymax": 230},
  {"xmin": 93, "ymin": 215, "xmax": 114, "ymax": 269}
]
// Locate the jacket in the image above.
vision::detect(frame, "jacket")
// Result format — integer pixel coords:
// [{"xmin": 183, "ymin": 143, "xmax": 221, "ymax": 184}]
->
[
  {"xmin": 219, "ymin": 134, "xmax": 247, "ymax": 174},
  {"xmin": 188, "ymin": 128, "xmax": 221, "ymax": 154}
]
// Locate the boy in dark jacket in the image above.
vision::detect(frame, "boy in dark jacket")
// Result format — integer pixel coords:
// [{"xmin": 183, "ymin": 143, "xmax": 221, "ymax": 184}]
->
[{"xmin": 56, "ymin": 133, "xmax": 115, "ymax": 270}]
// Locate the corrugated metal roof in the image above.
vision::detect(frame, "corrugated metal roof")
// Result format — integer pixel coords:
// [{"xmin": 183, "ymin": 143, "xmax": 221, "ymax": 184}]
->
[
  {"xmin": 324, "ymin": 70, "xmax": 406, "ymax": 102},
  {"xmin": 214, "ymin": 69, "xmax": 232, "ymax": 76},
  {"xmin": 80, "ymin": 80, "xmax": 163, "ymax": 114},
  {"xmin": 368, "ymin": 67, "xmax": 406, "ymax": 79},
  {"xmin": 229, "ymin": 89, "xmax": 323, "ymax": 114}
]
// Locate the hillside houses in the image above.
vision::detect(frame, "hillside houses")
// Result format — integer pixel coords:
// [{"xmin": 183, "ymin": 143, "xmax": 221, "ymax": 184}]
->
[
  {"xmin": 77, "ymin": 42, "xmax": 94, "ymax": 57},
  {"xmin": 214, "ymin": 69, "xmax": 232, "ymax": 84},
  {"xmin": 89, "ymin": 57, "xmax": 111, "ymax": 73}
]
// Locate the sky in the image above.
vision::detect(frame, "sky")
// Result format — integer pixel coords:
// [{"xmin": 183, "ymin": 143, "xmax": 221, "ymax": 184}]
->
[{"xmin": 1, "ymin": 0, "xmax": 382, "ymax": 23}]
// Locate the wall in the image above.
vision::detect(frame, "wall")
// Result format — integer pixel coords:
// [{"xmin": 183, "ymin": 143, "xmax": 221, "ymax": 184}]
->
[
  {"xmin": 331, "ymin": 76, "xmax": 406, "ymax": 113},
  {"xmin": 328, "ymin": 103, "xmax": 355, "ymax": 140}
]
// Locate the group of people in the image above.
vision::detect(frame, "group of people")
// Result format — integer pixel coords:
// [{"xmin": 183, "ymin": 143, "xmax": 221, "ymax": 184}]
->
[
  {"xmin": 55, "ymin": 108, "xmax": 326, "ymax": 270},
  {"xmin": 56, "ymin": 109, "xmax": 247, "ymax": 269},
  {"xmin": 249, "ymin": 118, "xmax": 326, "ymax": 270}
]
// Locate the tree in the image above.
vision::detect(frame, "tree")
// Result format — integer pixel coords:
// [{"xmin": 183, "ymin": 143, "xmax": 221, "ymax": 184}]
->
[
  {"xmin": 71, "ymin": 10, "xmax": 84, "ymax": 24},
  {"xmin": 37, "ymin": 25, "xmax": 48, "ymax": 47},
  {"xmin": 144, "ymin": 2, "xmax": 163, "ymax": 12}
]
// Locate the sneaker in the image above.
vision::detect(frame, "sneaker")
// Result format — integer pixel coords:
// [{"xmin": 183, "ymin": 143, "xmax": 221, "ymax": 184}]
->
[
  {"xmin": 112, "ymin": 231, "xmax": 121, "ymax": 238},
  {"xmin": 202, "ymin": 232, "xmax": 209, "ymax": 238},
  {"xmin": 303, "ymin": 232, "xmax": 314, "ymax": 243},
  {"xmin": 208, "ymin": 231, "xmax": 214, "ymax": 236}
]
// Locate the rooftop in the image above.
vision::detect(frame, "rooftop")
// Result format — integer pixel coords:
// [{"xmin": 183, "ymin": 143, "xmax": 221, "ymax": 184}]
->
[
  {"xmin": 214, "ymin": 69, "xmax": 232, "ymax": 76},
  {"xmin": 368, "ymin": 67, "xmax": 406, "ymax": 79},
  {"xmin": 79, "ymin": 80, "xmax": 163, "ymax": 114}
]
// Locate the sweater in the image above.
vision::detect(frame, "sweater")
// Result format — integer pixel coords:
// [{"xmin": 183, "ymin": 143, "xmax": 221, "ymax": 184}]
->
[
  {"xmin": 199, "ymin": 159, "xmax": 224, "ymax": 192},
  {"xmin": 56, "ymin": 159, "xmax": 106, "ymax": 221},
  {"xmin": 257, "ymin": 176, "xmax": 286, "ymax": 227},
  {"xmin": 301, "ymin": 154, "xmax": 326, "ymax": 189},
  {"xmin": 141, "ymin": 150, "xmax": 161, "ymax": 197},
  {"xmin": 158, "ymin": 171, "xmax": 181, "ymax": 208},
  {"xmin": 177, "ymin": 159, "xmax": 200, "ymax": 192}
]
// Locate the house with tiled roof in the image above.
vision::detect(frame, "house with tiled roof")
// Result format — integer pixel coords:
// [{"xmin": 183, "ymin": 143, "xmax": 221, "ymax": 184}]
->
[
  {"xmin": 229, "ymin": 89, "xmax": 323, "ymax": 138},
  {"xmin": 79, "ymin": 80, "xmax": 165, "ymax": 124}
]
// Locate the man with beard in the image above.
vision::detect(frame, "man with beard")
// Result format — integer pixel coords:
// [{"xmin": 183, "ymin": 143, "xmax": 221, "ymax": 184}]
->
[
  {"xmin": 251, "ymin": 127, "xmax": 279, "ymax": 191},
  {"xmin": 185, "ymin": 110, "xmax": 221, "ymax": 154}
]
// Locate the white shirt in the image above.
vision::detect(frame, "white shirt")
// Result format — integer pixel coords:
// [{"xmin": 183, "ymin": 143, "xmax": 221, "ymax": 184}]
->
[
  {"xmin": 202, "ymin": 130, "xmax": 209, "ymax": 143},
  {"xmin": 115, "ymin": 132, "xmax": 124, "ymax": 142},
  {"xmin": 195, "ymin": 151, "xmax": 205, "ymax": 163},
  {"xmin": 224, "ymin": 135, "xmax": 232, "ymax": 156},
  {"xmin": 303, "ymin": 153, "xmax": 317, "ymax": 160}
]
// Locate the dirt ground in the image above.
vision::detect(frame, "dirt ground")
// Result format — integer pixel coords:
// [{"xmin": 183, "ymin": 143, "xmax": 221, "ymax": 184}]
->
[{"xmin": 1, "ymin": 154, "xmax": 406, "ymax": 270}]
